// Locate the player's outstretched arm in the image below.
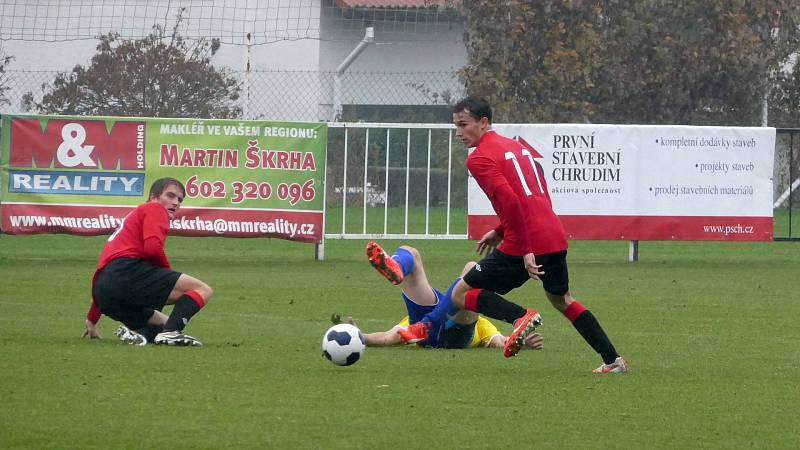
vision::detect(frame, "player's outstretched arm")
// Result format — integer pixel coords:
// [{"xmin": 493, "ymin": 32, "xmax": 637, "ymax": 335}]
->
[
  {"xmin": 346, "ymin": 316, "xmax": 403, "ymax": 347},
  {"xmin": 489, "ymin": 332, "xmax": 543, "ymax": 350},
  {"xmin": 476, "ymin": 229, "xmax": 502, "ymax": 255},
  {"xmin": 362, "ymin": 327, "xmax": 404, "ymax": 347},
  {"xmin": 83, "ymin": 299, "xmax": 102, "ymax": 339},
  {"xmin": 523, "ymin": 332, "xmax": 544, "ymax": 349},
  {"xmin": 82, "ymin": 318, "xmax": 101, "ymax": 339},
  {"xmin": 523, "ymin": 253, "xmax": 544, "ymax": 280}
]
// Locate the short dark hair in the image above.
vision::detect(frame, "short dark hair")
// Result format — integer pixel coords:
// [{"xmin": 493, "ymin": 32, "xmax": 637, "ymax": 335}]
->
[
  {"xmin": 149, "ymin": 177, "xmax": 185, "ymax": 198},
  {"xmin": 453, "ymin": 96, "xmax": 492, "ymax": 123}
]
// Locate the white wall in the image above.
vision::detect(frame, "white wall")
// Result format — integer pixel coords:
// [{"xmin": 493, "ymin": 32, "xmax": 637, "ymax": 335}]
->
[
  {"xmin": 317, "ymin": 7, "xmax": 466, "ymax": 118},
  {"xmin": 0, "ymin": 0, "xmax": 465, "ymax": 121}
]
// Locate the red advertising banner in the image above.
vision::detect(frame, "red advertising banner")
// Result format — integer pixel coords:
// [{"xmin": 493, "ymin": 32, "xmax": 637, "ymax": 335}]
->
[
  {"xmin": 2, "ymin": 203, "xmax": 323, "ymax": 242},
  {"xmin": 468, "ymin": 214, "xmax": 774, "ymax": 242},
  {"xmin": 1, "ymin": 115, "xmax": 327, "ymax": 242}
]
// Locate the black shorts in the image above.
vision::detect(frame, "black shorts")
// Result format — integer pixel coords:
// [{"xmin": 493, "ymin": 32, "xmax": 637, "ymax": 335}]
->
[
  {"xmin": 427, "ymin": 320, "xmax": 477, "ymax": 349},
  {"xmin": 462, "ymin": 249, "xmax": 569, "ymax": 296},
  {"xmin": 92, "ymin": 257, "xmax": 182, "ymax": 329}
]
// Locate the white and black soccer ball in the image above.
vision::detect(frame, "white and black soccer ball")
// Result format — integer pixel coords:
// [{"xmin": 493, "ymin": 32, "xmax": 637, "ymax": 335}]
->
[{"xmin": 322, "ymin": 323, "xmax": 365, "ymax": 366}]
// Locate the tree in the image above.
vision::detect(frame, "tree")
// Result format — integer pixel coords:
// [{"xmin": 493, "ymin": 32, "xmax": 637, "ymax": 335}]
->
[
  {"xmin": 27, "ymin": 19, "xmax": 241, "ymax": 118},
  {"xmin": 459, "ymin": 0, "xmax": 605, "ymax": 123},
  {"xmin": 595, "ymin": 0, "xmax": 800, "ymax": 126},
  {"xmin": 0, "ymin": 46, "xmax": 13, "ymax": 106},
  {"xmin": 458, "ymin": 0, "xmax": 800, "ymax": 126},
  {"xmin": 771, "ymin": 61, "xmax": 800, "ymax": 127}
]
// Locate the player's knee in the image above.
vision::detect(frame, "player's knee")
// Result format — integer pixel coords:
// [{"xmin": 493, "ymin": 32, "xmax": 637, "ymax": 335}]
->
[
  {"xmin": 399, "ymin": 245, "xmax": 421, "ymax": 263},
  {"xmin": 453, "ymin": 279, "xmax": 470, "ymax": 295},
  {"xmin": 545, "ymin": 291, "xmax": 569, "ymax": 312},
  {"xmin": 195, "ymin": 282, "xmax": 213, "ymax": 303},
  {"xmin": 461, "ymin": 261, "xmax": 476, "ymax": 276},
  {"xmin": 451, "ymin": 279, "xmax": 470, "ymax": 306}
]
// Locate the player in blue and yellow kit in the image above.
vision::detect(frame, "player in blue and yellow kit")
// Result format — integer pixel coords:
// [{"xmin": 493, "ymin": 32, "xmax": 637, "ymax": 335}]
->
[{"xmin": 362, "ymin": 241, "xmax": 542, "ymax": 351}]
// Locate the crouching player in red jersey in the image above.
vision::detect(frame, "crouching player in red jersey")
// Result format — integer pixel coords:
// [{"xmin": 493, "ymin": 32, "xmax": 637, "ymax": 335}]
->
[
  {"xmin": 363, "ymin": 241, "xmax": 543, "ymax": 351},
  {"xmin": 81, "ymin": 177, "xmax": 214, "ymax": 346},
  {"xmin": 402, "ymin": 97, "xmax": 627, "ymax": 373}
]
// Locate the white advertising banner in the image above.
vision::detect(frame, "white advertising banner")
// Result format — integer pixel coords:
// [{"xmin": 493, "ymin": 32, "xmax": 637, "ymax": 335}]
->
[{"xmin": 468, "ymin": 124, "xmax": 775, "ymax": 241}]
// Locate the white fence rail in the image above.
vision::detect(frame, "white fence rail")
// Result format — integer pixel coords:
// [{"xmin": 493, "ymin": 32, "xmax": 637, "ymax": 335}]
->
[
  {"xmin": 315, "ymin": 123, "xmax": 800, "ymax": 260},
  {"xmin": 317, "ymin": 122, "xmax": 466, "ymax": 260}
]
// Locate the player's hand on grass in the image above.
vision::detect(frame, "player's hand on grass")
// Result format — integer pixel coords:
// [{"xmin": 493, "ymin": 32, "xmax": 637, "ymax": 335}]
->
[
  {"xmin": 523, "ymin": 332, "xmax": 543, "ymax": 350},
  {"xmin": 331, "ymin": 314, "xmax": 360, "ymax": 328},
  {"xmin": 476, "ymin": 229, "xmax": 502, "ymax": 255},
  {"xmin": 82, "ymin": 319, "xmax": 101, "ymax": 339},
  {"xmin": 523, "ymin": 253, "xmax": 544, "ymax": 280}
]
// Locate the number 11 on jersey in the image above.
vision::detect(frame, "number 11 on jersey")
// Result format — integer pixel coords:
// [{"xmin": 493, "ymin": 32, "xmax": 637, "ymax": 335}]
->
[{"xmin": 504, "ymin": 149, "xmax": 544, "ymax": 196}]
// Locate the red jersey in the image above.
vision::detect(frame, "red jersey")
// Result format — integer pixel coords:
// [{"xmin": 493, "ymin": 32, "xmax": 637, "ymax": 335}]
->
[
  {"xmin": 467, "ymin": 130, "xmax": 568, "ymax": 256},
  {"xmin": 87, "ymin": 201, "xmax": 172, "ymax": 323},
  {"xmin": 96, "ymin": 201, "xmax": 171, "ymax": 271}
]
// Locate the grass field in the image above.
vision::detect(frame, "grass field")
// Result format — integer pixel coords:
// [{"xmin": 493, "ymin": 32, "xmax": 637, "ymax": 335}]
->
[{"xmin": 1, "ymin": 234, "xmax": 800, "ymax": 449}]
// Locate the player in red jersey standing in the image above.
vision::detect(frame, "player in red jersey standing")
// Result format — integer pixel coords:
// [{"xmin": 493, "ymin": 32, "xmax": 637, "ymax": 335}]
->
[
  {"xmin": 400, "ymin": 97, "xmax": 627, "ymax": 373},
  {"xmin": 82, "ymin": 177, "xmax": 213, "ymax": 346}
]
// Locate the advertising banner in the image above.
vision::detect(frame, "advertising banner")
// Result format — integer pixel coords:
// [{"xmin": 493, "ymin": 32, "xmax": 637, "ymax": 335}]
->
[
  {"xmin": 1, "ymin": 115, "xmax": 326, "ymax": 243},
  {"xmin": 468, "ymin": 124, "xmax": 775, "ymax": 241}
]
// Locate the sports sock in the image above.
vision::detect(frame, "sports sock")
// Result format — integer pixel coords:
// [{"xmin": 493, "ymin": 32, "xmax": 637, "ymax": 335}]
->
[
  {"xmin": 464, "ymin": 289, "xmax": 526, "ymax": 325},
  {"xmin": 136, "ymin": 324, "xmax": 163, "ymax": 343},
  {"xmin": 564, "ymin": 301, "xmax": 619, "ymax": 364},
  {"xmin": 392, "ymin": 247, "xmax": 415, "ymax": 276},
  {"xmin": 164, "ymin": 290, "xmax": 206, "ymax": 332}
]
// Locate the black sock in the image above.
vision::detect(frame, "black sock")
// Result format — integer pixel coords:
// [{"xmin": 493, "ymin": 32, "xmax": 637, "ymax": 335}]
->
[
  {"xmin": 164, "ymin": 295, "xmax": 202, "ymax": 332},
  {"xmin": 136, "ymin": 324, "xmax": 163, "ymax": 343},
  {"xmin": 474, "ymin": 290, "xmax": 527, "ymax": 325},
  {"xmin": 572, "ymin": 310, "xmax": 619, "ymax": 364}
]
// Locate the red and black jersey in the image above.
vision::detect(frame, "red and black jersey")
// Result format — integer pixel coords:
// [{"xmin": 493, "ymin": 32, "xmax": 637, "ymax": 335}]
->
[
  {"xmin": 87, "ymin": 201, "xmax": 172, "ymax": 324},
  {"xmin": 96, "ymin": 201, "xmax": 171, "ymax": 271},
  {"xmin": 467, "ymin": 130, "xmax": 568, "ymax": 256}
]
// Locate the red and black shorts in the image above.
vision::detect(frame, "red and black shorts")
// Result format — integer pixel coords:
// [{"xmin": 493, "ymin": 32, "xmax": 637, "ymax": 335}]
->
[
  {"xmin": 463, "ymin": 249, "xmax": 569, "ymax": 296},
  {"xmin": 92, "ymin": 257, "xmax": 182, "ymax": 329}
]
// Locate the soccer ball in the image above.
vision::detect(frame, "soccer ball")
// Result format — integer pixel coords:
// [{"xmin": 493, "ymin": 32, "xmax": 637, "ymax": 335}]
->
[{"xmin": 322, "ymin": 323, "xmax": 365, "ymax": 366}]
